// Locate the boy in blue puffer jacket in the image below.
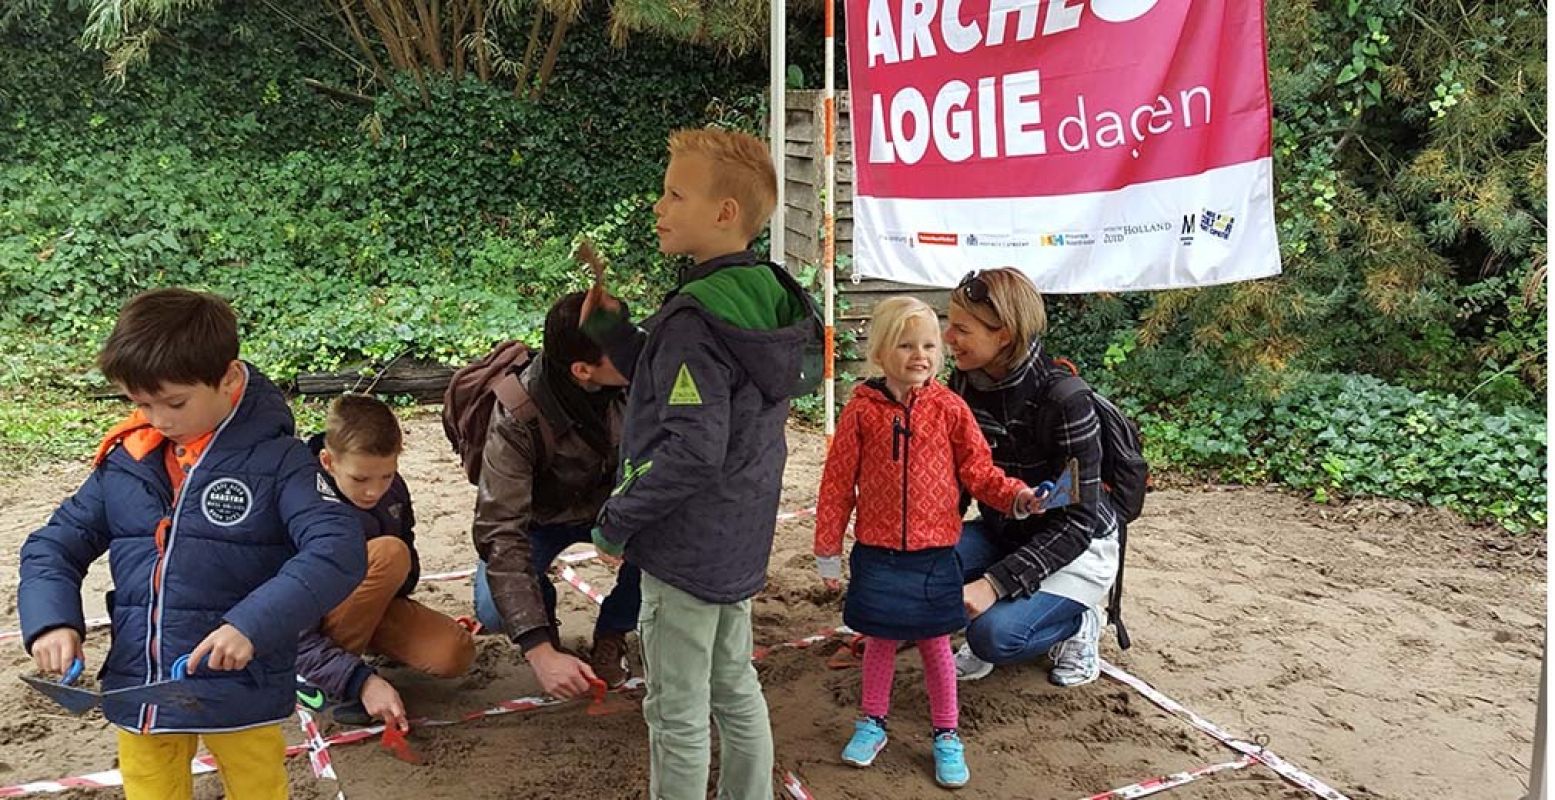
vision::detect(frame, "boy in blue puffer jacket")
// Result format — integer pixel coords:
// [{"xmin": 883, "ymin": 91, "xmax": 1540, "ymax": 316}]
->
[{"xmin": 18, "ymin": 288, "xmax": 366, "ymax": 800}]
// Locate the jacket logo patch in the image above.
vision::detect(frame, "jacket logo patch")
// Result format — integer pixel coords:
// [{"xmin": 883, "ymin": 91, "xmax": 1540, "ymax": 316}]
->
[
  {"xmin": 669, "ymin": 364, "xmax": 702, "ymax": 406},
  {"xmin": 316, "ymin": 473, "xmax": 341, "ymax": 502},
  {"xmin": 202, "ymin": 478, "xmax": 253, "ymax": 527}
]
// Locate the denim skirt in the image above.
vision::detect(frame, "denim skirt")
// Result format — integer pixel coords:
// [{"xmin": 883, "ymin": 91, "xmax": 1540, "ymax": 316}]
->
[{"xmin": 843, "ymin": 544, "xmax": 967, "ymax": 641}]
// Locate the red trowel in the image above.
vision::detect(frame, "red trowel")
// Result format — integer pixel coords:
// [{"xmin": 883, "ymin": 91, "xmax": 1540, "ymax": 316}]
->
[
  {"xmin": 380, "ymin": 724, "xmax": 425, "ymax": 765},
  {"xmin": 586, "ymin": 677, "xmax": 637, "ymax": 716}
]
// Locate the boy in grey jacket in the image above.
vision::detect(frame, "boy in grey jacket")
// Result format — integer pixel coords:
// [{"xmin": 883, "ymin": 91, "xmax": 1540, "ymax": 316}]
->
[{"xmin": 583, "ymin": 128, "xmax": 820, "ymax": 800}]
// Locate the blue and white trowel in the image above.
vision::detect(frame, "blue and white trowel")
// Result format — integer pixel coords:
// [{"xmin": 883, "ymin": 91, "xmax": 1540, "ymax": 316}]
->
[
  {"xmin": 1033, "ymin": 458, "xmax": 1080, "ymax": 512},
  {"xmin": 22, "ymin": 654, "xmax": 202, "ymax": 715}
]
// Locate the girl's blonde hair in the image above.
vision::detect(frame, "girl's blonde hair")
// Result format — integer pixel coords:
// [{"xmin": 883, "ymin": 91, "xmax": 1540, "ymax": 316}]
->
[
  {"xmin": 867, "ymin": 296, "xmax": 943, "ymax": 375},
  {"xmin": 947, "ymin": 267, "xmax": 1047, "ymax": 373}
]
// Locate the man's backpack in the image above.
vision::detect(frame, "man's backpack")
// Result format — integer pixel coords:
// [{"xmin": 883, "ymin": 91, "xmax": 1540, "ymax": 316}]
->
[
  {"xmin": 441, "ymin": 340, "xmax": 534, "ymax": 485},
  {"xmin": 1048, "ymin": 360, "xmax": 1148, "ymax": 650}
]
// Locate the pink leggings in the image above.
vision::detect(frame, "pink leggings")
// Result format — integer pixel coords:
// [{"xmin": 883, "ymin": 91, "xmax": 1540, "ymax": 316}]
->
[{"xmin": 859, "ymin": 634, "xmax": 958, "ymax": 730}]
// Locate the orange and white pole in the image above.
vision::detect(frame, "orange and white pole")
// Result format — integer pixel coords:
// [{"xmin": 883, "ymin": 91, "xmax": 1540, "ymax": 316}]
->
[{"xmin": 822, "ymin": 0, "xmax": 837, "ymax": 439}]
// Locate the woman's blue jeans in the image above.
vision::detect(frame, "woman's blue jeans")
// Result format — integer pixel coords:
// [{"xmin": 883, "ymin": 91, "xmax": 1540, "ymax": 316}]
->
[{"xmin": 956, "ymin": 520, "xmax": 1085, "ymax": 665}]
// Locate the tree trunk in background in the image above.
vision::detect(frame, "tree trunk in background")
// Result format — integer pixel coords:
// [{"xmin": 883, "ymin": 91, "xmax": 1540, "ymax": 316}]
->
[
  {"xmin": 530, "ymin": 12, "xmax": 571, "ymax": 101},
  {"xmin": 514, "ymin": 5, "xmax": 545, "ymax": 97}
]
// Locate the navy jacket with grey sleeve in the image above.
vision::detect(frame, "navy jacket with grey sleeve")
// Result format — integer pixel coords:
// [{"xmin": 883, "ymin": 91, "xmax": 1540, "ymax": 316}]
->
[{"xmin": 585, "ymin": 251, "xmax": 821, "ymax": 603}]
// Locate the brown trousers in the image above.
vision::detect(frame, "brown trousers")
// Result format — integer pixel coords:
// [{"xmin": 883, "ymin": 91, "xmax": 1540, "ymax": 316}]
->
[{"xmin": 322, "ymin": 537, "xmax": 475, "ymax": 677}]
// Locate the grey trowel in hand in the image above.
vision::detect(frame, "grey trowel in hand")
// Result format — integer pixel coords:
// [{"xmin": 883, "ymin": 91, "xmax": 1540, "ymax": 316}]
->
[{"xmin": 23, "ymin": 654, "xmax": 201, "ymax": 715}]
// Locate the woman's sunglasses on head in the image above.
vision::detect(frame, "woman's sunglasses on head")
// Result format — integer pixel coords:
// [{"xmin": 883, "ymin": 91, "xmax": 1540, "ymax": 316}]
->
[{"xmin": 957, "ymin": 271, "xmax": 992, "ymax": 304}]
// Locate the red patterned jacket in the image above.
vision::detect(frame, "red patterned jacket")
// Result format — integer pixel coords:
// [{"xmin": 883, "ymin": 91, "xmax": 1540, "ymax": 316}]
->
[{"xmin": 814, "ymin": 379, "xmax": 1026, "ymax": 557}]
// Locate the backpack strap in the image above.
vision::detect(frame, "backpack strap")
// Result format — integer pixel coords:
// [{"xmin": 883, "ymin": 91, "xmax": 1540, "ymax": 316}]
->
[
  {"xmin": 1110, "ymin": 519, "xmax": 1132, "ymax": 650},
  {"xmin": 492, "ymin": 372, "xmax": 525, "ymax": 415},
  {"xmin": 1046, "ymin": 374, "xmax": 1091, "ymax": 410},
  {"xmin": 1044, "ymin": 374, "xmax": 1106, "ymax": 506}
]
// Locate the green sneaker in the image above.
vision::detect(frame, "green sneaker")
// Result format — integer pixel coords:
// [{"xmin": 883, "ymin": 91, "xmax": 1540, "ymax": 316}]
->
[{"xmin": 294, "ymin": 676, "xmax": 327, "ymax": 711}]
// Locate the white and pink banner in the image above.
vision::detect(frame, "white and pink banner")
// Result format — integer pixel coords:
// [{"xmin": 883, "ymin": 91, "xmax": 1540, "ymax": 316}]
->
[{"xmin": 845, "ymin": 0, "xmax": 1281, "ymax": 292}]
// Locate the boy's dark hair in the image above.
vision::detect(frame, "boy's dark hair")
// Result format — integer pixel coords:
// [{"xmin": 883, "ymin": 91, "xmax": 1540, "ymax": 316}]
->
[
  {"xmin": 544, "ymin": 292, "xmax": 623, "ymax": 368},
  {"xmin": 98, "ymin": 288, "xmax": 240, "ymax": 394},
  {"xmin": 325, "ymin": 394, "xmax": 404, "ymax": 457}
]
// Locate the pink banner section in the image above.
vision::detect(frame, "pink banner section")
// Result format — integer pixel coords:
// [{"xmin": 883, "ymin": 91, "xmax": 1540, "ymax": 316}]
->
[{"xmin": 844, "ymin": 0, "xmax": 1281, "ymax": 291}]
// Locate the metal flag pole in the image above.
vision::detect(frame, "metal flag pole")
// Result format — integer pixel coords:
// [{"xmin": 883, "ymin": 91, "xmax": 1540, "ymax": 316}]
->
[{"xmin": 769, "ymin": 0, "xmax": 785, "ymax": 265}]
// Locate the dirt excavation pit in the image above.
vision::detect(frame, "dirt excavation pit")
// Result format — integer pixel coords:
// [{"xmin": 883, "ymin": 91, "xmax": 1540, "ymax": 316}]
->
[{"xmin": 0, "ymin": 413, "xmax": 1541, "ymax": 799}]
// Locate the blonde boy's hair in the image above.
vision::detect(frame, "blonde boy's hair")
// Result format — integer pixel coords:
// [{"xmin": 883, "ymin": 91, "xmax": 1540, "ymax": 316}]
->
[
  {"xmin": 867, "ymin": 296, "xmax": 943, "ymax": 375},
  {"xmin": 947, "ymin": 267, "xmax": 1047, "ymax": 373},
  {"xmin": 324, "ymin": 394, "xmax": 403, "ymax": 457},
  {"xmin": 668, "ymin": 128, "xmax": 778, "ymax": 240}
]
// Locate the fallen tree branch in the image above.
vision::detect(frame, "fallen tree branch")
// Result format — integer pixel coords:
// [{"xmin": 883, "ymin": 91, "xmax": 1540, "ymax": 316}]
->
[{"xmin": 302, "ymin": 78, "xmax": 375, "ymax": 105}]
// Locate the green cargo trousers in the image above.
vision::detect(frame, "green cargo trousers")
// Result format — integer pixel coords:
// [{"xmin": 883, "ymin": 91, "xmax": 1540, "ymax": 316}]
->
[{"xmin": 639, "ymin": 572, "xmax": 774, "ymax": 800}]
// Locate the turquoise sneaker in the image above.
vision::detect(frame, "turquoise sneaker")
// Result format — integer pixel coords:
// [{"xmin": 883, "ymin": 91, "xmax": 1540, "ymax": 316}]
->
[
  {"xmin": 841, "ymin": 718, "xmax": 888, "ymax": 767},
  {"xmin": 933, "ymin": 731, "xmax": 969, "ymax": 788}
]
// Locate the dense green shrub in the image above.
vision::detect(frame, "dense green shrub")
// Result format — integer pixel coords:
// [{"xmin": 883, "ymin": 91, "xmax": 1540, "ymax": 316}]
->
[
  {"xmin": 0, "ymin": 2, "xmax": 767, "ymax": 386},
  {"xmin": 1089, "ymin": 350, "xmax": 1547, "ymax": 533}
]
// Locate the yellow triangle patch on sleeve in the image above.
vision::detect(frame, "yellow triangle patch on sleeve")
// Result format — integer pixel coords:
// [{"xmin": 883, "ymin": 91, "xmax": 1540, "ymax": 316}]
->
[{"xmin": 669, "ymin": 363, "xmax": 703, "ymax": 406}]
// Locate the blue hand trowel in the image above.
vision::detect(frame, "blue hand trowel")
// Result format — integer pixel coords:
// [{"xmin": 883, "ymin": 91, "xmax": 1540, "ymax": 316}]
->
[
  {"xmin": 1034, "ymin": 458, "xmax": 1080, "ymax": 512},
  {"xmin": 22, "ymin": 654, "xmax": 202, "ymax": 715}
]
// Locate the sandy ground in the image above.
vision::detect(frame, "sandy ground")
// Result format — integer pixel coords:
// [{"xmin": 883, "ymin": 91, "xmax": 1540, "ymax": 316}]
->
[{"xmin": 0, "ymin": 412, "xmax": 1542, "ymax": 799}]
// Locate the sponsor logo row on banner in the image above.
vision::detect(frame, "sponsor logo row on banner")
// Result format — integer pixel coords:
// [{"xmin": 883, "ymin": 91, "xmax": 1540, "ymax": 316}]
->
[{"xmin": 882, "ymin": 209, "xmax": 1237, "ymax": 252}]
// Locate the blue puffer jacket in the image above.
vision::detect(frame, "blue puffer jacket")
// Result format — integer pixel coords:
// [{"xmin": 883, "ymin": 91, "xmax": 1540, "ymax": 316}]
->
[{"xmin": 18, "ymin": 364, "xmax": 366, "ymax": 733}]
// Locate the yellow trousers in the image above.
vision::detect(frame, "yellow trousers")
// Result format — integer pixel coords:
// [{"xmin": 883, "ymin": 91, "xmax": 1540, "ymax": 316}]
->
[{"xmin": 117, "ymin": 725, "xmax": 287, "ymax": 800}]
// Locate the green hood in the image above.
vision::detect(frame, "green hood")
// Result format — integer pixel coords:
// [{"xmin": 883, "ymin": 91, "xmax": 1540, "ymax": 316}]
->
[{"xmin": 681, "ymin": 265, "xmax": 809, "ymax": 331}]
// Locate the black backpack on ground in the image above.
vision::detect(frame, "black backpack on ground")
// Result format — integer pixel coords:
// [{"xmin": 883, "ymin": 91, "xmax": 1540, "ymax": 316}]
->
[{"xmin": 1047, "ymin": 360, "xmax": 1148, "ymax": 650}]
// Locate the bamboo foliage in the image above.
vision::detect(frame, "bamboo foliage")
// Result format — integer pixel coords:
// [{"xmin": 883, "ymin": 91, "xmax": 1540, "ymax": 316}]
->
[{"xmin": 77, "ymin": 0, "xmax": 771, "ymax": 103}]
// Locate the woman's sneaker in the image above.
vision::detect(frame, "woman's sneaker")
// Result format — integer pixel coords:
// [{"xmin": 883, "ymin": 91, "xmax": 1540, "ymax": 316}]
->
[
  {"xmin": 932, "ymin": 731, "xmax": 970, "ymax": 788},
  {"xmin": 841, "ymin": 718, "xmax": 889, "ymax": 767},
  {"xmin": 954, "ymin": 643, "xmax": 994, "ymax": 682},
  {"xmin": 1048, "ymin": 606, "xmax": 1103, "ymax": 687}
]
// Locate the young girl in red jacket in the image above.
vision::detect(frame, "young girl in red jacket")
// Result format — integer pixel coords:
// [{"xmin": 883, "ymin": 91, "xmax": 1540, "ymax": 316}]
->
[{"xmin": 814, "ymin": 296, "xmax": 1038, "ymax": 789}]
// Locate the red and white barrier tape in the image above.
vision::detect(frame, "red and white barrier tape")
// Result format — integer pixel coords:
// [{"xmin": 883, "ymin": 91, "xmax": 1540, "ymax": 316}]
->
[
  {"xmin": 545, "ymin": 565, "xmax": 1359, "ymax": 800},
  {"xmin": 1098, "ymin": 661, "xmax": 1350, "ymax": 800},
  {"xmin": 1077, "ymin": 755, "xmax": 1254, "ymax": 799},
  {"xmin": 781, "ymin": 770, "xmax": 817, "ymax": 799},
  {"xmin": 776, "ymin": 506, "xmax": 817, "ymax": 522},
  {"xmin": 421, "ymin": 549, "xmax": 600, "ymax": 584},
  {"xmin": 751, "ymin": 627, "xmax": 854, "ymax": 662},
  {"xmin": 550, "ymin": 563, "xmax": 854, "ymax": 664},
  {"xmin": 296, "ymin": 706, "xmax": 340, "ymax": 782},
  {"xmin": 9, "ymin": 502, "xmax": 1349, "ymax": 800},
  {"xmin": 0, "ymin": 680, "xmax": 644, "ymax": 798},
  {"xmin": 553, "ymin": 564, "xmax": 607, "ymax": 604},
  {"xmin": 0, "ymin": 731, "xmax": 332, "ymax": 796},
  {"xmin": 418, "ymin": 567, "xmax": 476, "ymax": 583},
  {"xmin": 0, "ymin": 756, "xmax": 220, "ymax": 797}
]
